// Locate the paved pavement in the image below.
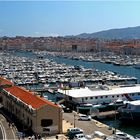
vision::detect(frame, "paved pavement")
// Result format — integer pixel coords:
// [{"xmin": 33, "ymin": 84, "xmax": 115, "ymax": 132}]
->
[
  {"xmin": 63, "ymin": 112, "xmax": 114, "ymax": 136},
  {"xmin": 0, "ymin": 109, "xmax": 114, "ymax": 140}
]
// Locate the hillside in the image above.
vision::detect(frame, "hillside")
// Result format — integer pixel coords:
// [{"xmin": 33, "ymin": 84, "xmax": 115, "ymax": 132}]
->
[{"xmin": 75, "ymin": 26, "xmax": 140, "ymax": 39}]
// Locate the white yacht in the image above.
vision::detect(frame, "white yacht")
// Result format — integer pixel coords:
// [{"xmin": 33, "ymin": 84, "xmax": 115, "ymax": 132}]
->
[
  {"xmin": 133, "ymin": 63, "xmax": 140, "ymax": 69},
  {"xmin": 118, "ymin": 100, "xmax": 140, "ymax": 121}
]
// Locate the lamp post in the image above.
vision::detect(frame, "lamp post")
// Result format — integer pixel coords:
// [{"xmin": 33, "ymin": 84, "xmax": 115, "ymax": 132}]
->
[
  {"xmin": 74, "ymin": 114, "xmax": 76, "ymax": 128},
  {"xmin": 114, "ymin": 101, "xmax": 117, "ymax": 134},
  {"xmin": 73, "ymin": 111, "xmax": 76, "ymax": 128}
]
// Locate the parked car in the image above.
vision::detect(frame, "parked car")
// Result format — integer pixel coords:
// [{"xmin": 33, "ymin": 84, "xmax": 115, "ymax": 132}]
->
[
  {"xmin": 78, "ymin": 114, "xmax": 91, "ymax": 121},
  {"xmin": 63, "ymin": 107, "xmax": 72, "ymax": 113},
  {"xmin": 73, "ymin": 133, "xmax": 88, "ymax": 140},
  {"xmin": 93, "ymin": 131, "xmax": 106, "ymax": 139},
  {"xmin": 105, "ymin": 131, "xmax": 135, "ymax": 140},
  {"xmin": 114, "ymin": 131, "xmax": 134, "ymax": 140},
  {"xmin": 66, "ymin": 128, "xmax": 84, "ymax": 139},
  {"xmin": 60, "ymin": 104, "xmax": 72, "ymax": 113},
  {"xmin": 135, "ymin": 134, "xmax": 140, "ymax": 139}
]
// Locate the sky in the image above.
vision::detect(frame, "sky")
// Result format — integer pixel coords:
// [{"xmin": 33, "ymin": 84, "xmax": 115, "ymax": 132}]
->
[{"xmin": 0, "ymin": 1, "xmax": 140, "ymax": 37}]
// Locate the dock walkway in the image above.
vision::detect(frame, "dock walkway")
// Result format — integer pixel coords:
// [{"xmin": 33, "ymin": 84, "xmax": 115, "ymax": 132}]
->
[{"xmin": 96, "ymin": 111, "xmax": 118, "ymax": 119}]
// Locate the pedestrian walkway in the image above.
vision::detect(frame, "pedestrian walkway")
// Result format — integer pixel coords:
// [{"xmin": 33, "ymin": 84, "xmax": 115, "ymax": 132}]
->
[{"xmin": 62, "ymin": 119, "xmax": 74, "ymax": 133}]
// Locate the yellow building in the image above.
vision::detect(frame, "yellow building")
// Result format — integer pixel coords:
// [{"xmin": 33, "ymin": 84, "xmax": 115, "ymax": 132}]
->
[{"xmin": 0, "ymin": 77, "xmax": 62, "ymax": 136}]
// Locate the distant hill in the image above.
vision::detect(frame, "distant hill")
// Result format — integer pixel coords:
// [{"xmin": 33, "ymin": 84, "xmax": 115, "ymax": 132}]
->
[{"xmin": 75, "ymin": 26, "xmax": 140, "ymax": 39}]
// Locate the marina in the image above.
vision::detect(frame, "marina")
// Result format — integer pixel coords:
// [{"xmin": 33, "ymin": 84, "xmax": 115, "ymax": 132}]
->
[
  {"xmin": 0, "ymin": 51, "xmax": 137, "ymax": 88},
  {"xmin": 1, "ymin": 1, "xmax": 140, "ymax": 139},
  {"xmin": 44, "ymin": 52, "xmax": 140, "ymax": 83},
  {"xmin": 1, "ymin": 50, "xmax": 140, "ymax": 136}
]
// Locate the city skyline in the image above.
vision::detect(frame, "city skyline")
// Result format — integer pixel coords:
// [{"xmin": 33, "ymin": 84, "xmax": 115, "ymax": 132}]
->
[{"xmin": 0, "ymin": 1, "xmax": 140, "ymax": 37}]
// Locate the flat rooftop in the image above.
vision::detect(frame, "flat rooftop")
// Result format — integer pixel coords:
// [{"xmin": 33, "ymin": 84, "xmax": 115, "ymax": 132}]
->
[{"xmin": 58, "ymin": 84, "xmax": 140, "ymax": 98}]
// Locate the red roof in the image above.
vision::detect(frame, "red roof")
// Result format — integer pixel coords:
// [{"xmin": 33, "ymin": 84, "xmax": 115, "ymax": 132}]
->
[
  {"xmin": 4, "ymin": 86, "xmax": 59, "ymax": 109},
  {"xmin": 0, "ymin": 77, "xmax": 13, "ymax": 86}
]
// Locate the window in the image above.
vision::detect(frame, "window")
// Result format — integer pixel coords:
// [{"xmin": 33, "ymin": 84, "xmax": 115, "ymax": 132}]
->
[
  {"xmin": 85, "ymin": 97, "xmax": 88, "ymax": 100},
  {"xmin": 41, "ymin": 119, "xmax": 53, "ymax": 127},
  {"xmin": 43, "ymin": 128, "xmax": 50, "ymax": 132},
  {"xmin": 27, "ymin": 117, "xmax": 29, "ymax": 124},
  {"xmin": 16, "ymin": 108, "xmax": 18, "ymax": 114},
  {"xmin": 30, "ymin": 119, "xmax": 32, "ymax": 127},
  {"xmin": 95, "ymin": 97, "xmax": 98, "ymax": 99},
  {"xmin": 0, "ymin": 97, "xmax": 3, "ymax": 103},
  {"xmin": 100, "ymin": 96, "xmax": 103, "ymax": 99},
  {"xmin": 105, "ymin": 96, "xmax": 108, "ymax": 98},
  {"xmin": 112, "ymin": 96, "xmax": 114, "ymax": 98},
  {"xmin": 90, "ymin": 97, "xmax": 93, "ymax": 99},
  {"xmin": 117, "ymin": 95, "xmax": 119, "ymax": 97}
]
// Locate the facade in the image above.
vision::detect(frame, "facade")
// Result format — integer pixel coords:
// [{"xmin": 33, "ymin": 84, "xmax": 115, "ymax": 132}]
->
[{"xmin": 0, "ymin": 77, "xmax": 62, "ymax": 136}]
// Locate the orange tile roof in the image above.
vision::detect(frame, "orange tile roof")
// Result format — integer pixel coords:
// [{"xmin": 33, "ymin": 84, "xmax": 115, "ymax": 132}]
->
[
  {"xmin": 4, "ymin": 86, "xmax": 59, "ymax": 109},
  {"xmin": 0, "ymin": 77, "xmax": 13, "ymax": 86}
]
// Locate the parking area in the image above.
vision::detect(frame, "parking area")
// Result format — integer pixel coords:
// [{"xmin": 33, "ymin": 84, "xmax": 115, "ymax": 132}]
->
[{"xmin": 63, "ymin": 112, "xmax": 113, "ymax": 136}]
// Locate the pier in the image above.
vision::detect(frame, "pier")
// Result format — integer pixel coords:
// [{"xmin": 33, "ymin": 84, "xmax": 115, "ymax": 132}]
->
[{"xmin": 95, "ymin": 111, "xmax": 119, "ymax": 120}]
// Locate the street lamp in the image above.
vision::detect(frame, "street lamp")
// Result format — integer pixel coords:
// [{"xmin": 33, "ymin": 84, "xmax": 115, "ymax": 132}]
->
[
  {"xmin": 74, "ymin": 114, "xmax": 76, "ymax": 128},
  {"xmin": 73, "ymin": 111, "xmax": 77, "ymax": 128},
  {"xmin": 113, "ymin": 100, "xmax": 117, "ymax": 134}
]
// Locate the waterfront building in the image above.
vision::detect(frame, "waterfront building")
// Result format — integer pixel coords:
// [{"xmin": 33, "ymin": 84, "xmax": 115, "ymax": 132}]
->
[
  {"xmin": 0, "ymin": 77, "xmax": 62, "ymax": 136},
  {"xmin": 58, "ymin": 84, "xmax": 140, "ymax": 105}
]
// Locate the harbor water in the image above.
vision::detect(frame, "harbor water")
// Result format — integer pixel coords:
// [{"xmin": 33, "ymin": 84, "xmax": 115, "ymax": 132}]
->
[
  {"xmin": 14, "ymin": 51, "xmax": 140, "ymax": 83},
  {"xmin": 101, "ymin": 119, "xmax": 140, "ymax": 136},
  {"xmin": 13, "ymin": 51, "xmax": 140, "ymax": 136}
]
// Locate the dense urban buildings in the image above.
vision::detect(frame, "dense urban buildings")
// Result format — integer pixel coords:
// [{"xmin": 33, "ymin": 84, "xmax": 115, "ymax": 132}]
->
[{"xmin": 1, "ymin": 36, "xmax": 140, "ymax": 55}]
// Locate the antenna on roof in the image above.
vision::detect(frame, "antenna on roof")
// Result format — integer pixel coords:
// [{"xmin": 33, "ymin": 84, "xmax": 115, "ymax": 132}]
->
[{"xmin": 40, "ymin": 92, "xmax": 43, "ymax": 97}]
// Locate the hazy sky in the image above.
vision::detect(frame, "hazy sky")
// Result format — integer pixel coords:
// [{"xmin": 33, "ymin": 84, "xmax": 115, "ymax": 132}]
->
[{"xmin": 0, "ymin": 1, "xmax": 140, "ymax": 37}]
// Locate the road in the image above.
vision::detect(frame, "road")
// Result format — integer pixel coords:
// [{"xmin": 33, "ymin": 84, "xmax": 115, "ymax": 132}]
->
[
  {"xmin": 0, "ymin": 125, "xmax": 3, "ymax": 139},
  {"xmin": 0, "ymin": 113, "xmax": 18, "ymax": 140},
  {"xmin": 63, "ymin": 112, "xmax": 113, "ymax": 136}
]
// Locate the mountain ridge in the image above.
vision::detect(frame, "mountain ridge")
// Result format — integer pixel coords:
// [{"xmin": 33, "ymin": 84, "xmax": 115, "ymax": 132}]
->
[{"xmin": 73, "ymin": 26, "xmax": 140, "ymax": 39}]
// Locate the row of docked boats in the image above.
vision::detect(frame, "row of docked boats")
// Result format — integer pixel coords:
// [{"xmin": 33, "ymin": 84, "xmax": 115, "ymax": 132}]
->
[
  {"xmin": 46, "ymin": 51, "xmax": 140, "ymax": 68},
  {"xmin": 47, "ymin": 51, "xmax": 139, "ymax": 65},
  {"xmin": 0, "ymin": 51, "xmax": 137, "ymax": 90}
]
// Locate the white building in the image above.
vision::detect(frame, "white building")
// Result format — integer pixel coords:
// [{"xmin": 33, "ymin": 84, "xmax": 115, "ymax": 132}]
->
[{"xmin": 58, "ymin": 84, "xmax": 140, "ymax": 105}]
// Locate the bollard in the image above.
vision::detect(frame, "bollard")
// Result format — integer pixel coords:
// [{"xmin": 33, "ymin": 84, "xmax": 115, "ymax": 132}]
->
[{"xmin": 56, "ymin": 135, "xmax": 58, "ymax": 139}]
